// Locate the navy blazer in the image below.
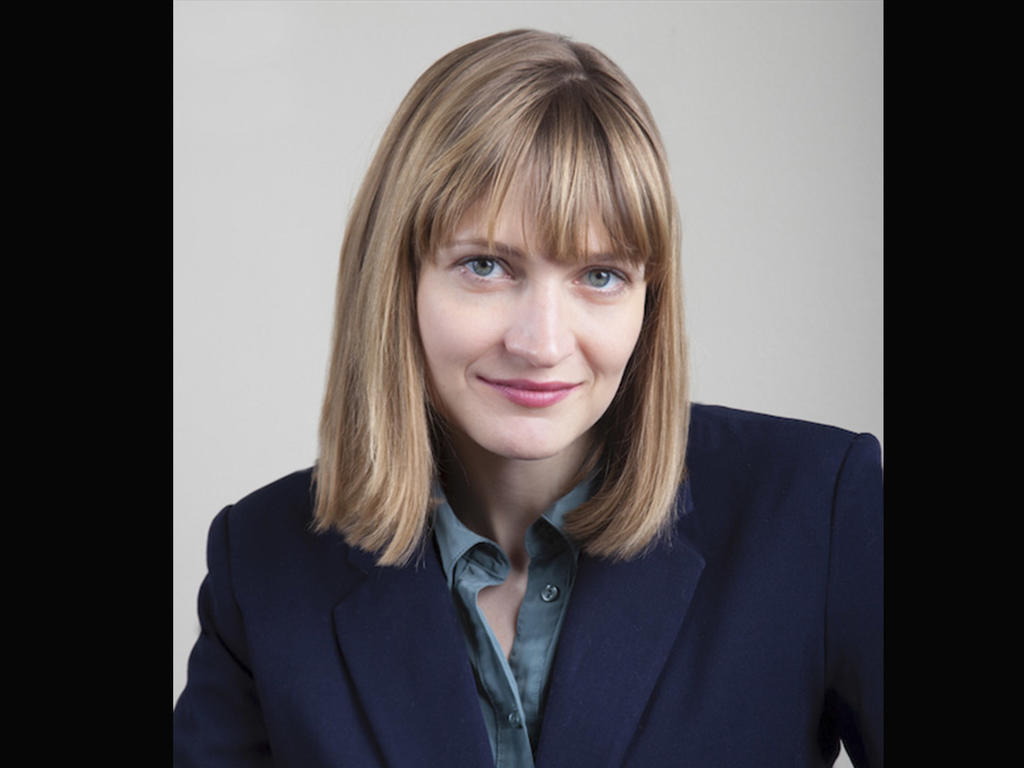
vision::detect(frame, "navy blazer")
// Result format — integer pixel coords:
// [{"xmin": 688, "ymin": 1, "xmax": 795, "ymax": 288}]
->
[{"xmin": 173, "ymin": 404, "xmax": 883, "ymax": 766}]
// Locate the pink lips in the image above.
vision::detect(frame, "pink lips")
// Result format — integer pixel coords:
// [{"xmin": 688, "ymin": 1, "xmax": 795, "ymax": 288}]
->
[{"xmin": 479, "ymin": 377, "xmax": 580, "ymax": 408}]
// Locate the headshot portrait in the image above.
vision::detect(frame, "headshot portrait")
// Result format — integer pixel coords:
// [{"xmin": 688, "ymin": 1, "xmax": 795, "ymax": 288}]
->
[{"xmin": 173, "ymin": 2, "xmax": 882, "ymax": 766}]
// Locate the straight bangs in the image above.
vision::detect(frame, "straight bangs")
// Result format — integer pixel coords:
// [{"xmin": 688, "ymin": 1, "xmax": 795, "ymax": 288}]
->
[{"xmin": 411, "ymin": 75, "xmax": 673, "ymax": 292}]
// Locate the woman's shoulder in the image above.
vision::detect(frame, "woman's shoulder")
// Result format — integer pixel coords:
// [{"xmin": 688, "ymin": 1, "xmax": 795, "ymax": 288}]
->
[
  {"xmin": 215, "ymin": 467, "xmax": 324, "ymax": 554},
  {"xmin": 207, "ymin": 467, "xmax": 361, "ymax": 599},
  {"xmin": 686, "ymin": 402, "xmax": 881, "ymax": 503},
  {"xmin": 681, "ymin": 403, "xmax": 882, "ymax": 561},
  {"xmin": 231, "ymin": 467, "xmax": 317, "ymax": 514},
  {"xmin": 688, "ymin": 402, "xmax": 879, "ymax": 461}
]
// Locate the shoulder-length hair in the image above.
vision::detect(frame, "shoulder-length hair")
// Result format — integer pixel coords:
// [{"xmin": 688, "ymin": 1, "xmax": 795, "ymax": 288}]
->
[{"xmin": 313, "ymin": 29, "xmax": 688, "ymax": 566}]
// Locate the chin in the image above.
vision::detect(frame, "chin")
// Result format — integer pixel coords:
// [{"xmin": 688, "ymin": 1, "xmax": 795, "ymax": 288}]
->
[
  {"xmin": 501, "ymin": 446, "xmax": 566, "ymax": 462},
  {"xmin": 478, "ymin": 437, "xmax": 567, "ymax": 462},
  {"xmin": 472, "ymin": 422, "xmax": 585, "ymax": 463}
]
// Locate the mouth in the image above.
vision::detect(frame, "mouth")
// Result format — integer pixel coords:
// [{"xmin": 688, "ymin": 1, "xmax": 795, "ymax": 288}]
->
[{"xmin": 478, "ymin": 377, "xmax": 581, "ymax": 408}]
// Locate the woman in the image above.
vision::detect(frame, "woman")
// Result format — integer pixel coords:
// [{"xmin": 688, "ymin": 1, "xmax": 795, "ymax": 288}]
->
[{"xmin": 173, "ymin": 29, "xmax": 882, "ymax": 767}]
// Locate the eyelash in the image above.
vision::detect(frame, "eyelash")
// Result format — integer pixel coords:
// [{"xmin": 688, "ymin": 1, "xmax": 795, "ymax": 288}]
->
[{"xmin": 455, "ymin": 257, "xmax": 629, "ymax": 293}]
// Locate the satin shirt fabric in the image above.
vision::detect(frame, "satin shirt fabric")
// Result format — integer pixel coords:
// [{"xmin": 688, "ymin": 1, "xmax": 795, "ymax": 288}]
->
[{"xmin": 173, "ymin": 403, "xmax": 883, "ymax": 767}]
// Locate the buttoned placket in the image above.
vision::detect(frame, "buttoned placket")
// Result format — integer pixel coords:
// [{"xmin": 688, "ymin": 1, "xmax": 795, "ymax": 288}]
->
[
  {"xmin": 448, "ymin": 518, "xmax": 577, "ymax": 767},
  {"xmin": 432, "ymin": 476, "xmax": 589, "ymax": 768},
  {"xmin": 454, "ymin": 545, "xmax": 532, "ymax": 766}
]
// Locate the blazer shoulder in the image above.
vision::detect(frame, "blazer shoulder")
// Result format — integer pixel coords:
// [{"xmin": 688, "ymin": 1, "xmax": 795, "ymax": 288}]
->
[
  {"xmin": 209, "ymin": 467, "xmax": 365, "ymax": 611},
  {"xmin": 684, "ymin": 403, "xmax": 881, "ymax": 534},
  {"xmin": 681, "ymin": 403, "xmax": 882, "ymax": 578},
  {"xmin": 231, "ymin": 467, "xmax": 316, "ymax": 520},
  {"xmin": 688, "ymin": 402, "xmax": 878, "ymax": 467},
  {"xmin": 217, "ymin": 467, "xmax": 331, "ymax": 561}
]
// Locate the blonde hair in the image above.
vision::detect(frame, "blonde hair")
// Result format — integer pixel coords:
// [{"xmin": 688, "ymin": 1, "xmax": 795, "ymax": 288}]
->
[{"xmin": 313, "ymin": 29, "xmax": 688, "ymax": 565}]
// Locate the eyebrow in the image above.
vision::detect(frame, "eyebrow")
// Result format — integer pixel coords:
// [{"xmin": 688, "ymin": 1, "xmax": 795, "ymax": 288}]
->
[{"xmin": 446, "ymin": 238, "xmax": 523, "ymax": 258}]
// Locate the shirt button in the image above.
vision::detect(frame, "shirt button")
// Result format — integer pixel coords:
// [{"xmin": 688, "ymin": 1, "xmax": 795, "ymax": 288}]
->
[
  {"xmin": 540, "ymin": 584, "xmax": 560, "ymax": 602},
  {"xmin": 507, "ymin": 710, "xmax": 523, "ymax": 728}
]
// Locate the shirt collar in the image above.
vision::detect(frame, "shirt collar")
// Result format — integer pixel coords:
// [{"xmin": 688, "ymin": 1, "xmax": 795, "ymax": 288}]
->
[{"xmin": 432, "ymin": 472, "xmax": 595, "ymax": 587}]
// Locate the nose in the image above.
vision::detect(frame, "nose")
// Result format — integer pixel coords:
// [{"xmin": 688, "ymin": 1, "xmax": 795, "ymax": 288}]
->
[{"xmin": 503, "ymin": 282, "xmax": 575, "ymax": 367}]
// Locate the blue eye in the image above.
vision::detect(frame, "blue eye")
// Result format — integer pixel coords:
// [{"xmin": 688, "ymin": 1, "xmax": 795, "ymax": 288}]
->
[
  {"xmin": 583, "ymin": 268, "xmax": 622, "ymax": 289},
  {"xmin": 460, "ymin": 257, "xmax": 509, "ymax": 280},
  {"xmin": 468, "ymin": 258, "xmax": 498, "ymax": 276}
]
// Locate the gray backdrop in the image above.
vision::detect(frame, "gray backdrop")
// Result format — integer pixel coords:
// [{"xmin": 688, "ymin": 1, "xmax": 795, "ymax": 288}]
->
[{"xmin": 174, "ymin": 4, "xmax": 882, "ymax": 764}]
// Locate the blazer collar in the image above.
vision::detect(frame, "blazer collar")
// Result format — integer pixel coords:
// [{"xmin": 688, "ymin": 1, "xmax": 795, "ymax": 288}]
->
[
  {"xmin": 533, "ymin": 479, "xmax": 706, "ymax": 767},
  {"xmin": 332, "ymin": 541, "xmax": 495, "ymax": 767},
  {"xmin": 331, "ymin": 480, "xmax": 705, "ymax": 768}
]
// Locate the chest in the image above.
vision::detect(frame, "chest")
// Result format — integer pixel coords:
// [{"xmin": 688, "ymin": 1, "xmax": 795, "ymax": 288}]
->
[{"xmin": 475, "ymin": 567, "xmax": 529, "ymax": 658}]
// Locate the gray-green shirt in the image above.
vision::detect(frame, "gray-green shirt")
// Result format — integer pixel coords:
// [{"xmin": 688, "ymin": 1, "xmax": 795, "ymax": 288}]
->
[{"xmin": 432, "ymin": 477, "xmax": 591, "ymax": 768}]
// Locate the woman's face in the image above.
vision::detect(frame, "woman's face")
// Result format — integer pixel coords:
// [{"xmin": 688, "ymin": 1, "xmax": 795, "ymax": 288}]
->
[{"xmin": 417, "ymin": 183, "xmax": 647, "ymax": 465}]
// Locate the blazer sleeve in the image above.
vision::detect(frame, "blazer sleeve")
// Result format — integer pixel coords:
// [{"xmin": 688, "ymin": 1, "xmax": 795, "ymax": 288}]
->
[
  {"xmin": 173, "ymin": 505, "xmax": 274, "ymax": 768},
  {"xmin": 823, "ymin": 433, "xmax": 884, "ymax": 767}
]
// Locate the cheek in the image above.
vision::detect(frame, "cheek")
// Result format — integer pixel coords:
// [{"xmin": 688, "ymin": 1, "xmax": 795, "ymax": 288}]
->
[
  {"xmin": 417, "ymin": 278, "xmax": 495, "ymax": 376},
  {"xmin": 587, "ymin": 297, "xmax": 647, "ymax": 378},
  {"xmin": 417, "ymin": 295, "xmax": 456, "ymax": 376}
]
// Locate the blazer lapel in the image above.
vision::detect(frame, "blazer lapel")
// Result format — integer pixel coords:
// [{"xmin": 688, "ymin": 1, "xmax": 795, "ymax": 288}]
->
[
  {"xmin": 331, "ymin": 540, "xmax": 494, "ymax": 768},
  {"xmin": 534, "ymin": 481, "xmax": 706, "ymax": 767}
]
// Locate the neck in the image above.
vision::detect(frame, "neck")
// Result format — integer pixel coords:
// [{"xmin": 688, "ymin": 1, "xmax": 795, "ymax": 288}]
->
[{"xmin": 439, "ymin": 431, "xmax": 592, "ymax": 569}]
